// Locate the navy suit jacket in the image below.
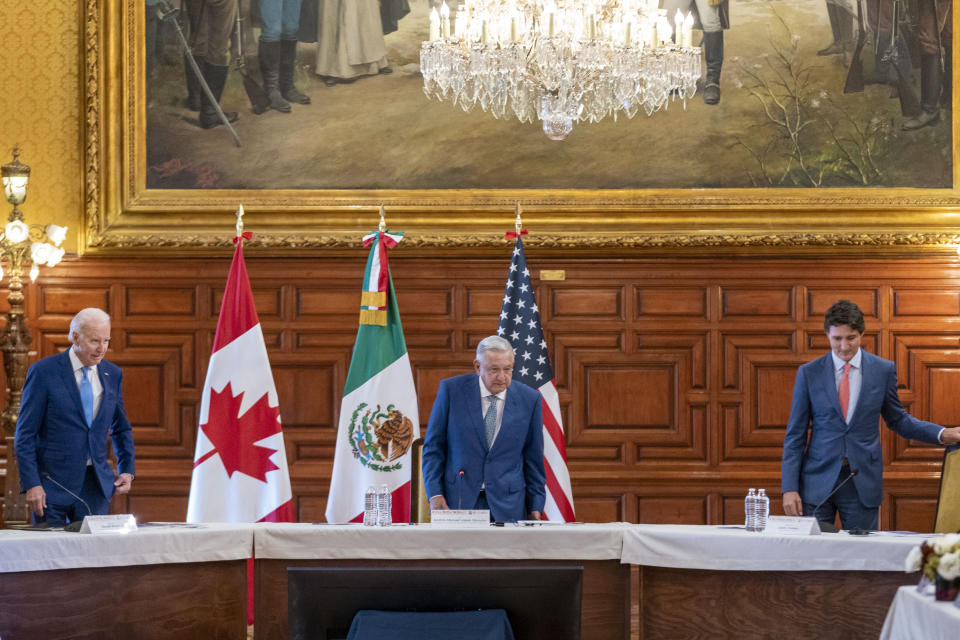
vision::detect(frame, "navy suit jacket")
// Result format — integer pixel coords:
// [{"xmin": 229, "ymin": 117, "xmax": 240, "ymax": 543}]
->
[
  {"xmin": 14, "ymin": 350, "xmax": 135, "ymax": 508},
  {"xmin": 421, "ymin": 374, "xmax": 545, "ymax": 522},
  {"xmin": 781, "ymin": 351, "xmax": 942, "ymax": 508}
]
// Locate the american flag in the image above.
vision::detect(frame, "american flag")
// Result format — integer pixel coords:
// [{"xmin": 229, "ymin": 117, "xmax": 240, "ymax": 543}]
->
[{"xmin": 496, "ymin": 237, "xmax": 575, "ymax": 522}]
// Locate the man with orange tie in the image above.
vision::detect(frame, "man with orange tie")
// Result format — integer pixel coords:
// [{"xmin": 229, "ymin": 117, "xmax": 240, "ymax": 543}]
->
[{"xmin": 781, "ymin": 300, "xmax": 960, "ymax": 530}]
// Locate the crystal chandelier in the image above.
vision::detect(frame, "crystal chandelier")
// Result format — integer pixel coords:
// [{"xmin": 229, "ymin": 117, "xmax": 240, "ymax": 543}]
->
[{"xmin": 420, "ymin": 0, "xmax": 702, "ymax": 140}]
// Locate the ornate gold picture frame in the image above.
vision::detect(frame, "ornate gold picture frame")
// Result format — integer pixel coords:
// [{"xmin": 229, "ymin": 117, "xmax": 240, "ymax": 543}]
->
[{"xmin": 83, "ymin": 0, "xmax": 960, "ymax": 255}]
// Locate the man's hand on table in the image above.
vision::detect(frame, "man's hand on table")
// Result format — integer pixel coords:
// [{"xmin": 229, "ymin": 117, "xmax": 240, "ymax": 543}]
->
[{"xmin": 782, "ymin": 491, "xmax": 803, "ymax": 517}]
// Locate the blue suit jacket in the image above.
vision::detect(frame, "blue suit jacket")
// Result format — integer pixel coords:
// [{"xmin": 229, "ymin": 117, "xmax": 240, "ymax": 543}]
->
[
  {"xmin": 421, "ymin": 374, "xmax": 545, "ymax": 522},
  {"xmin": 14, "ymin": 350, "xmax": 135, "ymax": 508},
  {"xmin": 781, "ymin": 351, "xmax": 942, "ymax": 508}
]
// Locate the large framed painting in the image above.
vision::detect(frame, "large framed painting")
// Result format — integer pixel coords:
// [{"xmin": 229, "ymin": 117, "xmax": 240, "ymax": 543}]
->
[{"xmin": 83, "ymin": 0, "xmax": 960, "ymax": 253}]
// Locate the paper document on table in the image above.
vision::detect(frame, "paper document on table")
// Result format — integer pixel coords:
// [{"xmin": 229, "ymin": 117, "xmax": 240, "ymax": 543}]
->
[
  {"xmin": 763, "ymin": 516, "xmax": 821, "ymax": 536},
  {"xmin": 430, "ymin": 510, "xmax": 490, "ymax": 527}
]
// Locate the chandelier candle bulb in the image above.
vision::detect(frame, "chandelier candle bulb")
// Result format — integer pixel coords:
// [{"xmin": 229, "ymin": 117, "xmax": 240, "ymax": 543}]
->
[
  {"xmin": 657, "ymin": 16, "xmax": 672, "ymax": 46},
  {"xmin": 682, "ymin": 12, "xmax": 694, "ymax": 47},
  {"xmin": 455, "ymin": 9, "xmax": 466, "ymax": 40},
  {"xmin": 429, "ymin": 8, "xmax": 440, "ymax": 41},
  {"xmin": 440, "ymin": 2, "xmax": 451, "ymax": 38},
  {"xmin": 674, "ymin": 10, "xmax": 683, "ymax": 44}
]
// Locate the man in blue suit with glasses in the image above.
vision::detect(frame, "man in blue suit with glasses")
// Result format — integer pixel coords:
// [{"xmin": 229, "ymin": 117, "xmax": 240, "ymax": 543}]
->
[
  {"xmin": 15, "ymin": 308, "xmax": 135, "ymax": 527},
  {"xmin": 782, "ymin": 300, "xmax": 960, "ymax": 530}
]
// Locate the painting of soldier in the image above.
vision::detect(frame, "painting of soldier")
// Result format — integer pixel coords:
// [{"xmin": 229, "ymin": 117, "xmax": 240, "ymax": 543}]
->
[{"xmin": 144, "ymin": 0, "xmax": 953, "ymax": 190}]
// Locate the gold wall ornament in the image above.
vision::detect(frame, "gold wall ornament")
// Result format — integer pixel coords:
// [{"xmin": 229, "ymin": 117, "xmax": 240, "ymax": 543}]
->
[{"xmin": 81, "ymin": 0, "xmax": 960, "ymax": 256}]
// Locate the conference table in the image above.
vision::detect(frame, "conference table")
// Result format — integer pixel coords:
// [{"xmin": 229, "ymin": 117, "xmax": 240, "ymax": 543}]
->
[
  {"xmin": 879, "ymin": 584, "xmax": 960, "ymax": 639},
  {"xmin": 621, "ymin": 524, "xmax": 923, "ymax": 639},
  {"xmin": 252, "ymin": 522, "xmax": 633, "ymax": 640},
  {"xmin": 0, "ymin": 523, "xmax": 252, "ymax": 640},
  {"xmin": 0, "ymin": 521, "xmax": 936, "ymax": 639}
]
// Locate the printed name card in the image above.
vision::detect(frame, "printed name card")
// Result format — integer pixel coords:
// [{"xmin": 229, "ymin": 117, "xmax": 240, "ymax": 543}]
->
[
  {"xmin": 429, "ymin": 510, "xmax": 491, "ymax": 528},
  {"xmin": 763, "ymin": 516, "xmax": 821, "ymax": 536},
  {"xmin": 78, "ymin": 514, "xmax": 138, "ymax": 535}
]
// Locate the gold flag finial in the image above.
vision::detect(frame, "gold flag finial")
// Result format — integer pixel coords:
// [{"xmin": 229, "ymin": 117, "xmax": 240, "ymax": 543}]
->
[
  {"xmin": 235, "ymin": 204, "xmax": 245, "ymax": 237},
  {"xmin": 514, "ymin": 202, "xmax": 522, "ymax": 236},
  {"xmin": 379, "ymin": 204, "xmax": 387, "ymax": 233}
]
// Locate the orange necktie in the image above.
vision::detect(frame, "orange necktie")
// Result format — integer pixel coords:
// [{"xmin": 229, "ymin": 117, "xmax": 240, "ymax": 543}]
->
[{"xmin": 838, "ymin": 363, "xmax": 851, "ymax": 420}]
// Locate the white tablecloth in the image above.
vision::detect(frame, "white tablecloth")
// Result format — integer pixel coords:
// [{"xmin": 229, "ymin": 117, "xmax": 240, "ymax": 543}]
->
[
  {"xmin": 0, "ymin": 523, "xmax": 254, "ymax": 573},
  {"xmin": 254, "ymin": 522, "xmax": 631, "ymax": 560},
  {"xmin": 879, "ymin": 585, "xmax": 960, "ymax": 639},
  {"xmin": 620, "ymin": 524, "xmax": 931, "ymax": 571}
]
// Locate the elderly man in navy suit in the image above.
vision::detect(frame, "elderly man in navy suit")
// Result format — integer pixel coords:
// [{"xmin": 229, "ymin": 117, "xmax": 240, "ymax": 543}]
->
[
  {"xmin": 422, "ymin": 335, "xmax": 545, "ymax": 522},
  {"xmin": 782, "ymin": 300, "xmax": 960, "ymax": 530},
  {"xmin": 15, "ymin": 308, "xmax": 135, "ymax": 527}
]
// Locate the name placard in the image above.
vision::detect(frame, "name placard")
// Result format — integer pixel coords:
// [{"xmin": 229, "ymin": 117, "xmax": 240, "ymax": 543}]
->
[
  {"xmin": 78, "ymin": 514, "xmax": 138, "ymax": 535},
  {"xmin": 429, "ymin": 509, "xmax": 490, "ymax": 527},
  {"xmin": 763, "ymin": 516, "xmax": 821, "ymax": 536}
]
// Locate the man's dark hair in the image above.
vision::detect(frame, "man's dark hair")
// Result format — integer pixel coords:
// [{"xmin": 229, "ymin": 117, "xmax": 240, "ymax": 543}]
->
[{"xmin": 824, "ymin": 300, "xmax": 865, "ymax": 333}]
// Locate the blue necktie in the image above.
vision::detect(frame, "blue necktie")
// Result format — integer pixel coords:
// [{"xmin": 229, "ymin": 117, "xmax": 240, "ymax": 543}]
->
[
  {"xmin": 484, "ymin": 396, "xmax": 498, "ymax": 447},
  {"xmin": 80, "ymin": 366, "xmax": 94, "ymax": 427}
]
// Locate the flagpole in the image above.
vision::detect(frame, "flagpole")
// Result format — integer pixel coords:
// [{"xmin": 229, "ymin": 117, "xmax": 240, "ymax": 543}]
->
[
  {"xmin": 514, "ymin": 202, "xmax": 522, "ymax": 237},
  {"xmin": 235, "ymin": 204, "xmax": 245, "ymax": 240}
]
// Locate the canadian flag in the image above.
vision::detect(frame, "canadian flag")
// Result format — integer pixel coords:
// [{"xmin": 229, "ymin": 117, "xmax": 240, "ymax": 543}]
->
[{"xmin": 187, "ymin": 232, "xmax": 293, "ymax": 523}]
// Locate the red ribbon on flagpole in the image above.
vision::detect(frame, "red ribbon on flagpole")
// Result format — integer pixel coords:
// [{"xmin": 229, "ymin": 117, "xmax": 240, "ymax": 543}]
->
[
  {"xmin": 233, "ymin": 232, "xmax": 253, "ymax": 244},
  {"xmin": 505, "ymin": 230, "xmax": 528, "ymax": 240},
  {"xmin": 362, "ymin": 231, "xmax": 400, "ymax": 298}
]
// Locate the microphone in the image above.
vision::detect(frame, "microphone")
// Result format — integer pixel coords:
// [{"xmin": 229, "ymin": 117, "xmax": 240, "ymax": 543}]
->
[
  {"xmin": 43, "ymin": 472, "xmax": 92, "ymax": 532},
  {"xmin": 809, "ymin": 468, "xmax": 858, "ymax": 533},
  {"xmin": 457, "ymin": 470, "xmax": 465, "ymax": 510}
]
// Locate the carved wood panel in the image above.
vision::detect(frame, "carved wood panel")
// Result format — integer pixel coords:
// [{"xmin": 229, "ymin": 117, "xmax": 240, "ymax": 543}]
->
[{"xmin": 2, "ymin": 256, "xmax": 959, "ymax": 531}]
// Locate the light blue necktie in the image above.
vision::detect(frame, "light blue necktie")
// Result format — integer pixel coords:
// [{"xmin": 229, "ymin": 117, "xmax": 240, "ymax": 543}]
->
[
  {"xmin": 80, "ymin": 366, "xmax": 95, "ymax": 427},
  {"xmin": 484, "ymin": 396, "xmax": 498, "ymax": 448}
]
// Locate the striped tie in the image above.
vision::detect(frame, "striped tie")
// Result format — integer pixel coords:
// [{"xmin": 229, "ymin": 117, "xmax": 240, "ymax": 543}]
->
[{"xmin": 484, "ymin": 396, "xmax": 498, "ymax": 447}]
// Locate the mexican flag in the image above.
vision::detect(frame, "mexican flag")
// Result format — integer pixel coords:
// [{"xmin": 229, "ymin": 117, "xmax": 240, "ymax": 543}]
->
[{"xmin": 325, "ymin": 229, "xmax": 419, "ymax": 523}]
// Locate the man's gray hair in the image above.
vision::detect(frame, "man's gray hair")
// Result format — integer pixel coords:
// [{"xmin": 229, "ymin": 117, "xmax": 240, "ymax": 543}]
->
[
  {"xmin": 69, "ymin": 308, "xmax": 111, "ymax": 339},
  {"xmin": 476, "ymin": 335, "xmax": 514, "ymax": 360}
]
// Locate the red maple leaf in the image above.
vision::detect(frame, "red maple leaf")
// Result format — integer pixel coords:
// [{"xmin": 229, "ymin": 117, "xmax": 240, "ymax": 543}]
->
[{"xmin": 196, "ymin": 382, "xmax": 282, "ymax": 482}]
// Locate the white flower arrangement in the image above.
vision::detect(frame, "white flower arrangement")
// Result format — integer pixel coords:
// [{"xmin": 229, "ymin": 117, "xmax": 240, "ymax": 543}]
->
[{"xmin": 905, "ymin": 534, "xmax": 960, "ymax": 581}]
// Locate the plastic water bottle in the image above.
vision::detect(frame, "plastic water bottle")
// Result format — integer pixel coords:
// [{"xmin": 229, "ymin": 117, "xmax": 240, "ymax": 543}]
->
[
  {"xmin": 363, "ymin": 485, "xmax": 377, "ymax": 526},
  {"xmin": 376, "ymin": 484, "xmax": 392, "ymax": 526},
  {"xmin": 756, "ymin": 488, "xmax": 770, "ymax": 532},
  {"xmin": 745, "ymin": 488, "xmax": 757, "ymax": 532}
]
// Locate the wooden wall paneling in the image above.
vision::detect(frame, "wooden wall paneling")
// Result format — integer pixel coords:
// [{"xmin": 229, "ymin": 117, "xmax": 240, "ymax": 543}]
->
[
  {"xmin": 637, "ymin": 494, "xmax": 708, "ymax": 525},
  {"xmin": 637, "ymin": 566, "xmax": 913, "ymax": 640},
  {"xmin": 806, "ymin": 288, "xmax": 880, "ymax": 322},
  {"xmin": 569, "ymin": 490, "xmax": 627, "ymax": 523},
  {"xmin": 894, "ymin": 289, "xmax": 960, "ymax": 317},
  {"xmin": 720, "ymin": 287, "xmax": 795, "ymax": 319},
  {"xmin": 3, "ymin": 257, "xmax": 960, "ymax": 529},
  {"xmin": 884, "ymin": 482, "xmax": 941, "ymax": 532},
  {"xmin": 635, "ymin": 287, "xmax": 708, "ymax": 319}
]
